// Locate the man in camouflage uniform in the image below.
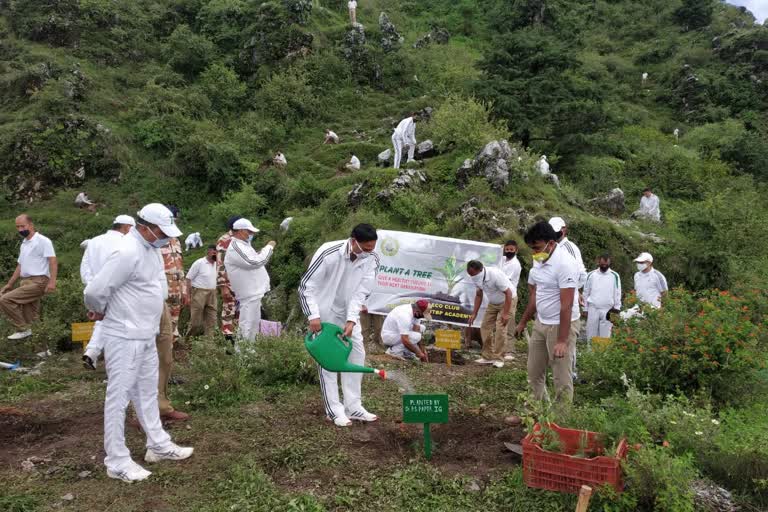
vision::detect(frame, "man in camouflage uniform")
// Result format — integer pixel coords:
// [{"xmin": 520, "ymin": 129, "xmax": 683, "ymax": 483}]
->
[
  {"xmin": 156, "ymin": 235, "xmax": 189, "ymax": 421},
  {"xmin": 217, "ymin": 216, "xmax": 241, "ymax": 341}
]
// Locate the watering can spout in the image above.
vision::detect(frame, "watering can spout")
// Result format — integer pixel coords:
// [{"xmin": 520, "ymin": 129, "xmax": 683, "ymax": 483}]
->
[{"xmin": 304, "ymin": 323, "xmax": 385, "ymax": 377}]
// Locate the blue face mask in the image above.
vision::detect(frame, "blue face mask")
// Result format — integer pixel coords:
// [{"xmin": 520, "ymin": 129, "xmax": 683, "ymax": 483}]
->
[{"xmin": 247, "ymin": 234, "xmax": 254, "ymax": 244}]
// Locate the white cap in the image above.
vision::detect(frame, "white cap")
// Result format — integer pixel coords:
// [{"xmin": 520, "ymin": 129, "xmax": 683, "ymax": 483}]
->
[
  {"xmin": 232, "ymin": 218, "xmax": 260, "ymax": 233},
  {"xmin": 634, "ymin": 252, "xmax": 653, "ymax": 263},
  {"xmin": 548, "ymin": 216, "xmax": 566, "ymax": 232},
  {"xmin": 137, "ymin": 203, "xmax": 182, "ymax": 238},
  {"xmin": 113, "ymin": 214, "xmax": 136, "ymax": 227}
]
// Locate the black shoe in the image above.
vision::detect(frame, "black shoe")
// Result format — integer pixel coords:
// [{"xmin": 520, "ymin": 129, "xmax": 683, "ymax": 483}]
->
[{"xmin": 82, "ymin": 355, "xmax": 96, "ymax": 371}]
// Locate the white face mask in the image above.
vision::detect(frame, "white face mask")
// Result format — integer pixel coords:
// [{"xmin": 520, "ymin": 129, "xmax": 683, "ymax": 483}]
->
[
  {"xmin": 636, "ymin": 262, "xmax": 648, "ymax": 272},
  {"xmin": 470, "ymin": 270, "xmax": 485, "ymax": 284},
  {"xmin": 352, "ymin": 239, "xmax": 371, "ymax": 260},
  {"xmin": 247, "ymin": 234, "xmax": 254, "ymax": 244}
]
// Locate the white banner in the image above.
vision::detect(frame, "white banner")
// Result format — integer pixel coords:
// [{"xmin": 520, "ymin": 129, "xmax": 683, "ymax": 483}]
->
[{"xmin": 367, "ymin": 230, "xmax": 503, "ymax": 327}]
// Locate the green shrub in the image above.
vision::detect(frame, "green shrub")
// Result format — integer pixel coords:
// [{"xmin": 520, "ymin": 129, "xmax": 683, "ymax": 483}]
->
[
  {"xmin": 199, "ymin": 63, "xmax": 247, "ymax": 113},
  {"xmin": 426, "ymin": 94, "xmax": 510, "ymax": 152},
  {"xmin": 173, "ymin": 130, "xmax": 246, "ymax": 192},
  {"xmin": 242, "ymin": 335, "xmax": 318, "ymax": 387},
  {"xmin": 580, "ymin": 288, "xmax": 766, "ymax": 404},
  {"xmin": 624, "ymin": 448, "xmax": 697, "ymax": 512},
  {"xmin": 209, "ymin": 182, "xmax": 268, "ymax": 226},
  {"xmin": 254, "ymin": 67, "xmax": 320, "ymax": 126},
  {"xmin": 164, "ymin": 24, "xmax": 217, "ymax": 76}
]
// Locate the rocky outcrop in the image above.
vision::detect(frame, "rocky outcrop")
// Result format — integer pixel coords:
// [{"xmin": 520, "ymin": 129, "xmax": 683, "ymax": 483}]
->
[
  {"xmin": 459, "ymin": 198, "xmax": 508, "ymax": 237},
  {"xmin": 415, "ymin": 140, "xmax": 436, "ymax": 159},
  {"xmin": 413, "ymin": 25, "xmax": 450, "ymax": 49},
  {"xmin": 377, "ymin": 148, "xmax": 392, "ymax": 167},
  {"xmin": 348, "ymin": 181, "xmax": 367, "ymax": 208},
  {"xmin": 283, "ymin": 0, "xmax": 312, "ymax": 25},
  {"xmin": 377, "ymin": 168, "xmax": 427, "ymax": 202},
  {"xmin": 2, "ymin": 116, "xmax": 119, "ymax": 202},
  {"xmin": 457, "ymin": 140, "xmax": 517, "ymax": 191},
  {"xmin": 589, "ymin": 188, "xmax": 625, "ymax": 215},
  {"xmin": 378, "ymin": 12, "xmax": 403, "ymax": 53}
]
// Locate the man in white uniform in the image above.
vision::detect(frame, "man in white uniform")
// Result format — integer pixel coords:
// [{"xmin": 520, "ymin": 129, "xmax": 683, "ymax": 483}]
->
[
  {"xmin": 515, "ymin": 221, "xmax": 580, "ymax": 403},
  {"xmin": 225, "ymin": 218, "xmax": 276, "ymax": 343},
  {"xmin": 467, "ymin": 260, "xmax": 514, "ymax": 368},
  {"xmin": 345, "ymin": 153, "xmax": 361, "ymax": 171},
  {"xmin": 634, "ymin": 188, "xmax": 661, "ymax": 222},
  {"xmin": 348, "ymin": 0, "xmax": 357, "ymax": 24},
  {"xmin": 0, "ymin": 214, "xmax": 57, "ymax": 340},
  {"xmin": 382, "ymin": 300, "xmax": 431, "ymax": 361},
  {"xmin": 273, "ymin": 151, "xmax": 287, "ymax": 168},
  {"xmin": 80, "ymin": 214, "xmax": 136, "ymax": 369},
  {"xmin": 299, "ymin": 224, "xmax": 380, "ymax": 427},
  {"xmin": 583, "ymin": 254, "xmax": 621, "ymax": 340},
  {"xmin": 185, "ymin": 246, "xmax": 219, "ymax": 337},
  {"xmin": 502, "ymin": 240, "xmax": 522, "ymax": 359},
  {"xmin": 324, "ymin": 129, "xmax": 340, "ymax": 144},
  {"xmin": 184, "ymin": 232, "xmax": 203, "ymax": 252},
  {"xmin": 633, "ymin": 252, "xmax": 668, "ymax": 308},
  {"xmin": 391, "ymin": 113, "xmax": 417, "ymax": 169},
  {"xmin": 84, "ymin": 204, "xmax": 192, "ymax": 482}
]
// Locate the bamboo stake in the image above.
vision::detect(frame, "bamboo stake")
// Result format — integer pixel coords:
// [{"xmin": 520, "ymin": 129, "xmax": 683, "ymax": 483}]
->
[{"xmin": 575, "ymin": 485, "xmax": 593, "ymax": 512}]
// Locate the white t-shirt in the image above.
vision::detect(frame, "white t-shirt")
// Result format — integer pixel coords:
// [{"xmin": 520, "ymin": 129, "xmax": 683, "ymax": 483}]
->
[
  {"xmin": 527, "ymin": 245, "xmax": 580, "ymax": 325},
  {"xmin": 634, "ymin": 269, "xmax": 668, "ymax": 308},
  {"xmin": 18, "ymin": 232, "xmax": 56, "ymax": 278},
  {"xmin": 501, "ymin": 256, "xmax": 521, "ymax": 296},
  {"xmin": 348, "ymin": 1, "xmax": 357, "ymax": 9},
  {"xmin": 584, "ymin": 268, "xmax": 622, "ymax": 310},
  {"xmin": 186, "ymin": 257, "xmax": 218, "ymax": 290},
  {"xmin": 381, "ymin": 304, "xmax": 421, "ymax": 342},
  {"xmin": 471, "ymin": 267, "xmax": 512, "ymax": 305},
  {"xmin": 348, "ymin": 155, "xmax": 361, "ymax": 170}
]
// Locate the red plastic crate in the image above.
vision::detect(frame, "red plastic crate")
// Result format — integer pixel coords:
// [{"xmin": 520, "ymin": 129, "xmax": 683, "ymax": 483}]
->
[{"xmin": 522, "ymin": 422, "xmax": 628, "ymax": 494}]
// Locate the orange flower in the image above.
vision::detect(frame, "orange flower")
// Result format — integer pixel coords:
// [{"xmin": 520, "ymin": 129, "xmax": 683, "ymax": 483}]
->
[
  {"xmin": 660, "ymin": 346, "xmax": 668, "ymax": 351},
  {"xmin": 638, "ymin": 348, "xmax": 644, "ymax": 353},
  {"xmin": 671, "ymin": 354, "xmax": 680, "ymax": 360},
  {"xmin": 725, "ymin": 347, "xmax": 732, "ymax": 353}
]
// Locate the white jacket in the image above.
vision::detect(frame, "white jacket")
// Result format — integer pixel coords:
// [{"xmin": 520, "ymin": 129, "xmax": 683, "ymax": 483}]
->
[
  {"xmin": 80, "ymin": 229, "xmax": 125, "ymax": 284},
  {"xmin": 224, "ymin": 238, "xmax": 274, "ymax": 302},
  {"xmin": 584, "ymin": 268, "xmax": 622, "ymax": 310},
  {"xmin": 393, "ymin": 117, "xmax": 416, "ymax": 145},
  {"xmin": 84, "ymin": 229, "xmax": 168, "ymax": 340},
  {"xmin": 299, "ymin": 240, "xmax": 379, "ymax": 324}
]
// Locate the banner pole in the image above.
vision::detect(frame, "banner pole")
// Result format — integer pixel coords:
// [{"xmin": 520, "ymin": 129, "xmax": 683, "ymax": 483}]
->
[{"xmin": 424, "ymin": 423, "xmax": 432, "ymax": 460}]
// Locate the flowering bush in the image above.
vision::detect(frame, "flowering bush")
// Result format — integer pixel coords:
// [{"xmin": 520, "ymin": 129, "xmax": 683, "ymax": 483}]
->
[{"xmin": 580, "ymin": 288, "xmax": 767, "ymax": 403}]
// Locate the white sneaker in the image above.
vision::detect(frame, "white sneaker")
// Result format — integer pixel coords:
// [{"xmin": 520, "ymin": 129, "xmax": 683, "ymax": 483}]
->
[
  {"xmin": 475, "ymin": 358, "xmax": 493, "ymax": 364},
  {"xmin": 8, "ymin": 330, "xmax": 32, "ymax": 340},
  {"xmin": 348, "ymin": 409, "xmax": 379, "ymax": 422},
  {"xmin": 492, "ymin": 361, "xmax": 505, "ymax": 368},
  {"xmin": 503, "ymin": 354, "xmax": 516, "ymax": 361},
  {"xmin": 107, "ymin": 462, "xmax": 152, "ymax": 483},
  {"xmin": 327, "ymin": 415, "xmax": 352, "ymax": 427},
  {"xmin": 144, "ymin": 443, "xmax": 194, "ymax": 463}
]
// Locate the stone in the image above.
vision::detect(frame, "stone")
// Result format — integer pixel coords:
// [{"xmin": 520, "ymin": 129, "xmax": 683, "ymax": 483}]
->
[
  {"xmin": 377, "ymin": 168, "xmax": 427, "ymax": 202},
  {"xmin": 348, "ymin": 181, "xmax": 367, "ymax": 209},
  {"xmin": 466, "ymin": 480, "xmax": 481, "ymax": 492},
  {"xmin": 589, "ymin": 188, "xmax": 625, "ymax": 215},
  {"xmin": 377, "ymin": 148, "xmax": 392, "ymax": 166},
  {"xmin": 21, "ymin": 459, "xmax": 35, "ymax": 471},
  {"xmin": 459, "ymin": 198, "xmax": 508, "ymax": 236},
  {"xmin": 456, "ymin": 140, "xmax": 516, "ymax": 191},
  {"xmin": 378, "ymin": 12, "xmax": 403, "ymax": 53},
  {"xmin": 78, "ymin": 470, "xmax": 92, "ymax": 478},
  {"xmin": 413, "ymin": 25, "xmax": 450, "ymax": 49},
  {"xmin": 504, "ymin": 415, "xmax": 523, "ymax": 426},
  {"xmin": 692, "ymin": 480, "xmax": 739, "ymax": 512},
  {"xmin": 415, "ymin": 140, "xmax": 436, "ymax": 160},
  {"xmin": 61, "ymin": 493, "xmax": 75, "ymax": 501}
]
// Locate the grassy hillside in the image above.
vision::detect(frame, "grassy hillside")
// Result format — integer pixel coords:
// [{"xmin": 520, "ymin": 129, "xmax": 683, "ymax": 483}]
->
[{"xmin": 2, "ymin": 2, "xmax": 768, "ymax": 510}]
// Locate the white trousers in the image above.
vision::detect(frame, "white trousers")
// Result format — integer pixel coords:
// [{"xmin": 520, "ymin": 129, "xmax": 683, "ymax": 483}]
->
[
  {"xmin": 103, "ymin": 335, "xmax": 173, "ymax": 473},
  {"xmin": 319, "ymin": 314, "xmax": 365, "ymax": 419},
  {"xmin": 383, "ymin": 331, "xmax": 421, "ymax": 358},
  {"xmin": 391, "ymin": 135, "xmax": 415, "ymax": 169},
  {"xmin": 84, "ymin": 321, "xmax": 104, "ymax": 358},
  {"xmin": 238, "ymin": 297, "xmax": 262, "ymax": 342},
  {"xmin": 586, "ymin": 305, "xmax": 613, "ymax": 341}
]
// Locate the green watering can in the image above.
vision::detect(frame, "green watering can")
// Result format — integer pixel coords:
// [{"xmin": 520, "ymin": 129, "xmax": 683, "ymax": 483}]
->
[{"xmin": 304, "ymin": 322, "xmax": 386, "ymax": 379}]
